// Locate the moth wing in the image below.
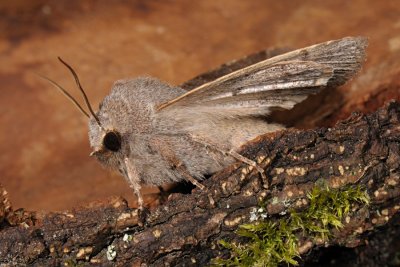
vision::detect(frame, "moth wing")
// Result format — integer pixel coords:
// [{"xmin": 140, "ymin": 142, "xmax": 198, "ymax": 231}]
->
[
  {"xmin": 180, "ymin": 47, "xmax": 290, "ymax": 91},
  {"xmin": 157, "ymin": 36, "xmax": 367, "ymax": 114}
]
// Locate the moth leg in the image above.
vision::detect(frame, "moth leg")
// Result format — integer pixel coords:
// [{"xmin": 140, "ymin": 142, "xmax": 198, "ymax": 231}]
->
[
  {"xmin": 192, "ymin": 137, "xmax": 267, "ymax": 180},
  {"xmin": 124, "ymin": 158, "xmax": 144, "ymax": 209},
  {"xmin": 164, "ymin": 153, "xmax": 206, "ymax": 191},
  {"xmin": 175, "ymin": 163, "xmax": 205, "ymax": 190},
  {"xmin": 149, "ymin": 137, "xmax": 205, "ymax": 191},
  {"xmin": 228, "ymin": 150, "xmax": 266, "ymax": 177}
]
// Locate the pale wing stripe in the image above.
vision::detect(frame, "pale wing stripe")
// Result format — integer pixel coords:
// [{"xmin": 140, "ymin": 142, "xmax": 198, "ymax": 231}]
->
[{"xmin": 237, "ymin": 77, "xmax": 329, "ymax": 95}]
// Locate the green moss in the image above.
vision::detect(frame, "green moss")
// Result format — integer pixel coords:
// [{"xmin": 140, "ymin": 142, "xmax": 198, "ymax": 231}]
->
[{"xmin": 212, "ymin": 185, "xmax": 369, "ymax": 267}]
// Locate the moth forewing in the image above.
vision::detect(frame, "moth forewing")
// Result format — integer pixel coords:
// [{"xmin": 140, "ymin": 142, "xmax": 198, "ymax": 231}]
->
[
  {"xmin": 156, "ymin": 61, "xmax": 335, "ymax": 123},
  {"xmin": 199, "ymin": 61, "xmax": 334, "ymax": 103},
  {"xmin": 156, "ymin": 36, "xmax": 367, "ymax": 111}
]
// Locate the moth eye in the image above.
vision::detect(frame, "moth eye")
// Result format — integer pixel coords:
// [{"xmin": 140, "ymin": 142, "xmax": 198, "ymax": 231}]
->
[{"xmin": 103, "ymin": 131, "xmax": 121, "ymax": 152}]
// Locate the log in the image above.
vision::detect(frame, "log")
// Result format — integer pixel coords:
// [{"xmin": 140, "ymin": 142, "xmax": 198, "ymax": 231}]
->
[{"xmin": 1, "ymin": 98, "xmax": 400, "ymax": 266}]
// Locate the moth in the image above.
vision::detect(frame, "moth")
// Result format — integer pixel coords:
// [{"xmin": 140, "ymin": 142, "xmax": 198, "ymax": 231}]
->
[{"xmin": 43, "ymin": 37, "xmax": 367, "ymax": 210}]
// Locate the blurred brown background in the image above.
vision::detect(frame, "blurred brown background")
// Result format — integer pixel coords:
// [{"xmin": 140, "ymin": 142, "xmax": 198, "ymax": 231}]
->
[{"xmin": 0, "ymin": 0, "xmax": 399, "ymax": 211}]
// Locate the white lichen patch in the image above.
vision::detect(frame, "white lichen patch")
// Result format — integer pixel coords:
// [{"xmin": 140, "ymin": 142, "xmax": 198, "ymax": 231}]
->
[
  {"xmin": 286, "ymin": 167, "xmax": 307, "ymax": 176},
  {"xmin": 106, "ymin": 245, "xmax": 117, "ymax": 261},
  {"xmin": 249, "ymin": 207, "xmax": 268, "ymax": 222},
  {"xmin": 249, "ymin": 208, "xmax": 258, "ymax": 222},
  {"xmin": 123, "ymin": 234, "xmax": 133, "ymax": 242},
  {"xmin": 282, "ymin": 198, "xmax": 291, "ymax": 207},
  {"xmin": 153, "ymin": 229, "xmax": 162, "ymax": 238}
]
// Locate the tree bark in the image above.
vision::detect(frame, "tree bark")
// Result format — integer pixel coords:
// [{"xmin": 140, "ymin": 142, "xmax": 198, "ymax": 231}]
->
[{"xmin": 1, "ymin": 98, "xmax": 400, "ymax": 266}]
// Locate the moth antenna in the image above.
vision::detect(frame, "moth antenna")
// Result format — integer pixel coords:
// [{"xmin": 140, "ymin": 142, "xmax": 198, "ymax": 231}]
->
[
  {"xmin": 57, "ymin": 57, "xmax": 102, "ymax": 127},
  {"xmin": 36, "ymin": 73, "xmax": 90, "ymax": 118}
]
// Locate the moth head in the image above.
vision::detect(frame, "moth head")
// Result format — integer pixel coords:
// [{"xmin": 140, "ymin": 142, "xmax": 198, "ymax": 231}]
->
[
  {"xmin": 86, "ymin": 116, "xmax": 128, "ymax": 178},
  {"xmin": 87, "ymin": 102, "xmax": 127, "ymax": 170}
]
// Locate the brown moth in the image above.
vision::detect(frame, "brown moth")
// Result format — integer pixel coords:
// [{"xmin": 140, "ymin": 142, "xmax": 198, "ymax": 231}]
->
[{"xmin": 44, "ymin": 37, "xmax": 367, "ymax": 210}]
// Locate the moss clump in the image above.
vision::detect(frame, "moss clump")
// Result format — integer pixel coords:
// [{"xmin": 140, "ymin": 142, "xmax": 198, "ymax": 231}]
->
[{"xmin": 212, "ymin": 185, "xmax": 370, "ymax": 267}]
